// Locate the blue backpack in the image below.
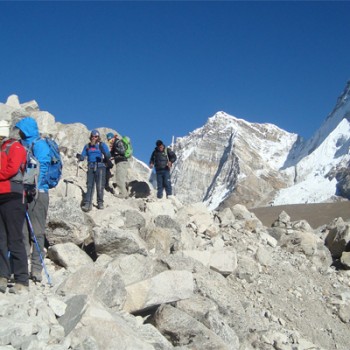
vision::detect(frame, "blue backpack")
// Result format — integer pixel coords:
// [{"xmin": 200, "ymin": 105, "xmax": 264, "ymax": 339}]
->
[
  {"xmin": 41, "ymin": 137, "xmax": 63, "ymax": 188},
  {"xmin": 30, "ymin": 137, "xmax": 62, "ymax": 189}
]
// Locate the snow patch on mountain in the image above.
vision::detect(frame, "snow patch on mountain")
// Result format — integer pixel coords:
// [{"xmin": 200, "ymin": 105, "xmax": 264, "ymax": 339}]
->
[{"xmin": 273, "ymin": 83, "xmax": 350, "ymax": 205}]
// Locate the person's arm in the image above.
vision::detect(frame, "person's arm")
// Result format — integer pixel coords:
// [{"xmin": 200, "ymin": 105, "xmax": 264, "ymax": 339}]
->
[
  {"xmin": 115, "ymin": 140, "xmax": 126, "ymax": 156},
  {"xmin": 101, "ymin": 143, "xmax": 111, "ymax": 159},
  {"xmin": 168, "ymin": 149, "xmax": 177, "ymax": 164},
  {"xmin": 33, "ymin": 140, "xmax": 51, "ymax": 188},
  {"xmin": 149, "ymin": 151, "xmax": 155, "ymax": 168},
  {"xmin": 0, "ymin": 142, "xmax": 26, "ymax": 180},
  {"xmin": 76, "ymin": 145, "xmax": 87, "ymax": 161}
]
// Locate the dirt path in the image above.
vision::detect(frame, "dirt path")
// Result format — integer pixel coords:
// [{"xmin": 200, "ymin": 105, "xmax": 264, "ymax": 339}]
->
[{"xmin": 250, "ymin": 201, "xmax": 350, "ymax": 229}]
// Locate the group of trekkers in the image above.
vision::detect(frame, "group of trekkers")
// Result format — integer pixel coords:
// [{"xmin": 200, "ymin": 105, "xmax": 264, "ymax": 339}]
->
[
  {"xmin": 76, "ymin": 130, "xmax": 177, "ymax": 212},
  {"xmin": 0, "ymin": 120, "xmax": 177, "ymax": 293},
  {"xmin": 0, "ymin": 117, "xmax": 52, "ymax": 294}
]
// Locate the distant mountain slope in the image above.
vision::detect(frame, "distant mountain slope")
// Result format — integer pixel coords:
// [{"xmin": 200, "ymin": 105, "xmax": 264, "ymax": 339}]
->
[
  {"xmin": 172, "ymin": 81, "xmax": 350, "ymax": 209},
  {"xmin": 172, "ymin": 112, "xmax": 299, "ymax": 209}
]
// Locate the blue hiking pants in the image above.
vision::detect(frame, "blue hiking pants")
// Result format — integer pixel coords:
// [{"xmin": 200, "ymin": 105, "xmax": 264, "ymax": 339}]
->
[
  {"xmin": 85, "ymin": 165, "xmax": 106, "ymax": 206},
  {"xmin": 156, "ymin": 169, "xmax": 172, "ymax": 199}
]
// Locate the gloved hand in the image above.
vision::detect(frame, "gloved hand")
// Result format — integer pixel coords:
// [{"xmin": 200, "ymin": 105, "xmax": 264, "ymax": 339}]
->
[
  {"xmin": 25, "ymin": 185, "xmax": 37, "ymax": 203},
  {"xmin": 107, "ymin": 159, "xmax": 114, "ymax": 169},
  {"xmin": 96, "ymin": 157, "xmax": 102, "ymax": 163},
  {"xmin": 76, "ymin": 153, "xmax": 84, "ymax": 162}
]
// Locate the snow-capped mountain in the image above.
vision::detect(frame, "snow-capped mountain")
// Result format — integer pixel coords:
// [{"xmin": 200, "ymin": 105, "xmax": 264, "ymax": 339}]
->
[
  {"xmin": 172, "ymin": 112, "xmax": 299, "ymax": 209},
  {"xmin": 274, "ymin": 81, "xmax": 350, "ymax": 205},
  {"xmin": 172, "ymin": 81, "xmax": 350, "ymax": 209}
]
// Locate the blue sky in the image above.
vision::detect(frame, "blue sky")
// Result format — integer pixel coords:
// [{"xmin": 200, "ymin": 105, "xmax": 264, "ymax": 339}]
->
[{"xmin": 0, "ymin": 1, "xmax": 349, "ymax": 163}]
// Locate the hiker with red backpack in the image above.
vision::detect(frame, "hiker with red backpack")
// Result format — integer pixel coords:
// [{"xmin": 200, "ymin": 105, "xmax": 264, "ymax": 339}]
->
[
  {"xmin": 106, "ymin": 132, "xmax": 131, "ymax": 199},
  {"xmin": 0, "ymin": 120, "xmax": 29, "ymax": 294},
  {"xmin": 77, "ymin": 130, "xmax": 111, "ymax": 211}
]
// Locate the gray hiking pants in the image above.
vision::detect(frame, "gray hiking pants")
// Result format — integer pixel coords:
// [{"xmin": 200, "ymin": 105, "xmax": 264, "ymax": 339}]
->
[
  {"xmin": 114, "ymin": 161, "xmax": 129, "ymax": 197},
  {"xmin": 24, "ymin": 191, "xmax": 49, "ymax": 276}
]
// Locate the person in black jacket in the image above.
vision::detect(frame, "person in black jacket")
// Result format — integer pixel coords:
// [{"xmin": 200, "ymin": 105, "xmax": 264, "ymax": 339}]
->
[
  {"xmin": 149, "ymin": 140, "xmax": 176, "ymax": 199},
  {"xmin": 107, "ymin": 133, "xmax": 129, "ymax": 199}
]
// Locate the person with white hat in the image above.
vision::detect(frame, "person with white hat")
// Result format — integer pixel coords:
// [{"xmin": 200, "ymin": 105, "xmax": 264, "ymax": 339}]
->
[{"xmin": 0, "ymin": 119, "xmax": 29, "ymax": 294}]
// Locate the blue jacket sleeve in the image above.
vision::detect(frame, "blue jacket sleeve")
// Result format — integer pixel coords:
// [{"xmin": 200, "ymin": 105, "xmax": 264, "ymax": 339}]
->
[
  {"xmin": 33, "ymin": 139, "xmax": 51, "ymax": 191},
  {"xmin": 81, "ymin": 145, "xmax": 88, "ymax": 160},
  {"xmin": 101, "ymin": 143, "xmax": 111, "ymax": 159}
]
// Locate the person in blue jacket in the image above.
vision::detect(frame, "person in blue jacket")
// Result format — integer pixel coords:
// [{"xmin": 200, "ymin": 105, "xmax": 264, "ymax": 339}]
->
[
  {"xmin": 77, "ymin": 129, "xmax": 111, "ymax": 211},
  {"xmin": 15, "ymin": 116, "xmax": 51, "ymax": 283}
]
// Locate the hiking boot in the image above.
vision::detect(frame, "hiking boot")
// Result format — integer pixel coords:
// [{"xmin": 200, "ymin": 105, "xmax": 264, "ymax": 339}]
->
[
  {"xmin": 9, "ymin": 283, "xmax": 29, "ymax": 294},
  {"xmin": 0, "ymin": 277, "xmax": 7, "ymax": 293},
  {"xmin": 82, "ymin": 204, "xmax": 92, "ymax": 212},
  {"xmin": 105, "ymin": 186, "xmax": 115, "ymax": 194},
  {"xmin": 97, "ymin": 203, "xmax": 104, "ymax": 210},
  {"xmin": 30, "ymin": 271, "xmax": 42, "ymax": 283}
]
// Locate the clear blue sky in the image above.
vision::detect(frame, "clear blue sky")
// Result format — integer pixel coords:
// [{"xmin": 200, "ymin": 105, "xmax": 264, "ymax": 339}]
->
[{"xmin": 0, "ymin": 1, "xmax": 349, "ymax": 163}]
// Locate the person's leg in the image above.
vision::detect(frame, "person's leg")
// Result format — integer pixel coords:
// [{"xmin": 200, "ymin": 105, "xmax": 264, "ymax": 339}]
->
[
  {"xmin": 115, "ymin": 161, "xmax": 128, "ymax": 197},
  {"xmin": 0, "ymin": 204, "xmax": 11, "ymax": 290},
  {"xmin": 105, "ymin": 167, "xmax": 114, "ymax": 194},
  {"xmin": 96, "ymin": 167, "xmax": 106, "ymax": 209},
  {"xmin": 27, "ymin": 192, "xmax": 49, "ymax": 282},
  {"xmin": 5, "ymin": 197, "xmax": 28, "ymax": 286},
  {"xmin": 114, "ymin": 162, "xmax": 128, "ymax": 198},
  {"xmin": 83, "ymin": 168, "xmax": 95, "ymax": 210},
  {"xmin": 164, "ymin": 170, "xmax": 172, "ymax": 197},
  {"xmin": 156, "ymin": 170, "xmax": 164, "ymax": 199}
]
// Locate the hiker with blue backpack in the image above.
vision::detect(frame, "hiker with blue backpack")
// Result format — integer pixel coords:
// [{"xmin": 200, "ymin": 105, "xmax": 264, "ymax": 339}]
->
[
  {"xmin": 0, "ymin": 120, "xmax": 29, "ymax": 294},
  {"xmin": 77, "ymin": 129, "xmax": 111, "ymax": 211},
  {"xmin": 106, "ymin": 132, "xmax": 132, "ymax": 199},
  {"xmin": 15, "ymin": 116, "xmax": 61, "ymax": 283}
]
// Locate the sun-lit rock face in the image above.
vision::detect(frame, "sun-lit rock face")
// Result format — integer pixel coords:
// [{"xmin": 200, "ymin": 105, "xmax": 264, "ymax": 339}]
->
[{"xmin": 172, "ymin": 111, "xmax": 298, "ymax": 209}]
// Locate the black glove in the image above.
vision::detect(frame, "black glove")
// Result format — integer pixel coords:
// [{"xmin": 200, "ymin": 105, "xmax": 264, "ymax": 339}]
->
[
  {"xmin": 76, "ymin": 153, "xmax": 84, "ymax": 161},
  {"xmin": 96, "ymin": 157, "xmax": 102, "ymax": 163},
  {"xmin": 107, "ymin": 159, "xmax": 114, "ymax": 169},
  {"xmin": 25, "ymin": 185, "xmax": 36, "ymax": 203}
]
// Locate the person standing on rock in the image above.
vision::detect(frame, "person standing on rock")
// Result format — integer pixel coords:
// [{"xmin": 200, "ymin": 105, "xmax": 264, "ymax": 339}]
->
[
  {"xmin": 0, "ymin": 120, "xmax": 29, "ymax": 293},
  {"xmin": 149, "ymin": 140, "xmax": 177, "ymax": 199},
  {"xmin": 15, "ymin": 116, "xmax": 51, "ymax": 284},
  {"xmin": 76, "ymin": 129, "xmax": 111, "ymax": 211},
  {"xmin": 106, "ymin": 132, "xmax": 129, "ymax": 199},
  {"xmin": 104, "ymin": 132, "xmax": 115, "ymax": 195}
]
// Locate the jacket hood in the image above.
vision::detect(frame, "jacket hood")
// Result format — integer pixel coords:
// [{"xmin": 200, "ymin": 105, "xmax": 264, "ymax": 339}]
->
[{"xmin": 15, "ymin": 117, "xmax": 40, "ymax": 143}]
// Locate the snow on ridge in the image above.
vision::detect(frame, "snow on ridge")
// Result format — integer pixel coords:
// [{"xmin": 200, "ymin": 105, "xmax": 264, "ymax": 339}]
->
[{"xmin": 274, "ymin": 118, "xmax": 350, "ymax": 205}]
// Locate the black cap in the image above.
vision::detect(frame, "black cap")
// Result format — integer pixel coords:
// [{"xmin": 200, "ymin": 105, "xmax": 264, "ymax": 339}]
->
[{"xmin": 156, "ymin": 140, "xmax": 163, "ymax": 147}]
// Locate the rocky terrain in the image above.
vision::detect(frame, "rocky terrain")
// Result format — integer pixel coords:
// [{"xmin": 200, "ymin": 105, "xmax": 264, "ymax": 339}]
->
[{"xmin": 0, "ymin": 96, "xmax": 349, "ymax": 350}]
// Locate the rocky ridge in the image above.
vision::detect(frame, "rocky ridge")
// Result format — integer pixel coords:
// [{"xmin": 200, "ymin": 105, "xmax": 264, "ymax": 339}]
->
[{"xmin": 0, "ymin": 97, "xmax": 350, "ymax": 349}]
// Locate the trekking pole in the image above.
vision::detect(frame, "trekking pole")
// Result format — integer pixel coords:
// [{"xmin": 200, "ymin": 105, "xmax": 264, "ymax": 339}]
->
[
  {"xmin": 76, "ymin": 161, "xmax": 79, "ymax": 176},
  {"xmin": 25, "ymin": 212, "xmax": 52, "ymax": 286}
]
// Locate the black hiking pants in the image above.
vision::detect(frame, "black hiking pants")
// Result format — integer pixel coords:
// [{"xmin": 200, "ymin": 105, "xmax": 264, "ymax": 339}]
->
[{"xmin": 0, "ymin": 194, "xmax": 28, "ymax": 285}]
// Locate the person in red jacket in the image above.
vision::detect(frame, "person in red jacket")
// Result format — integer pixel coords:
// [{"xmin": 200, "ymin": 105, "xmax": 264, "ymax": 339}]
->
[{"xmin": 0, "ymin": 120, "xmax": 29, "ymax": 294}]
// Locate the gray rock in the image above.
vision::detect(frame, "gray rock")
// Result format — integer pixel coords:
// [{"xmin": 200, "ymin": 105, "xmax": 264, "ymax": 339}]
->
[
  {"xmin": 48, "ymin": 242, "xmax": 93, "ymax": 271},
  {"xmin": 123, "ymin": 209, "xmax": 146, "ymax": 230},
  {"xmin": 151, "ymin": 304, "xmax": 230, "ymax": 349},
  {"xmin": 325, "ymin": 222, "xmax": 350, "ymax": 258},
  {"xmin": 47, "ymin": 198, "xmax": 92, "ymax": 246},
  {"xmin": 93, "ymin": 226, "xmax": 148, "ymax": 257},
  {"xmin": 58, "ymin": 295, "xmax": 88, "ymax": 336},
  {"xmin": 107, "ymin": 254, "xmax": 156, "ymax": 286},
  {"xmin": 123, "ymin": 270, "xmax": 194, "ymax": 313}
]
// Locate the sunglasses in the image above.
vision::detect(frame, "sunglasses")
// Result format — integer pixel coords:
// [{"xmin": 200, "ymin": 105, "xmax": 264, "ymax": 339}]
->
[{"xmin": 91, "ymin": 136, "xmax": 99, "ymax": 138}]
